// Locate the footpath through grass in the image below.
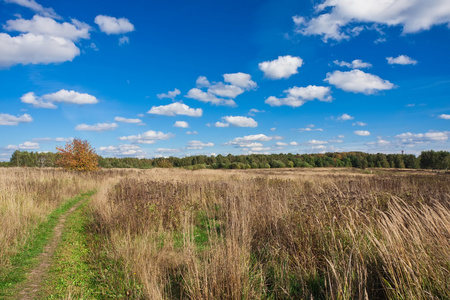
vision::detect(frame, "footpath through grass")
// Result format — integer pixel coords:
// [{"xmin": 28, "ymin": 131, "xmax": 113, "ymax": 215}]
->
[
  {"xmin": 41, "ymin": 198, "xmax": 142, "ymax": 299},
  {"xmin": 0, "ymin": 190, "xmax": 95, "ymax": 298}
]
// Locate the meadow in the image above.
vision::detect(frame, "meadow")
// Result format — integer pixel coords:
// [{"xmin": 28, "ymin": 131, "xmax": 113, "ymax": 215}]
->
[{"xmin": 1, "ymin": 167, "xmax": 449, "ymax": 299}]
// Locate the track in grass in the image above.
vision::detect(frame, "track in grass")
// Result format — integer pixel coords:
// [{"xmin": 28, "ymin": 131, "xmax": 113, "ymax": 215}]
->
[{"xmin": 1, "ymin": 191, "xmax": 95, "ymax": 300}]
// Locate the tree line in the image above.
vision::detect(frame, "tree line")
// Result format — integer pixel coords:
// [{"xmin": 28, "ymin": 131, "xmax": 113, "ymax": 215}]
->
[{"xmin": 2, "ymin": 149, "xmax": 449, "ymax": 170}]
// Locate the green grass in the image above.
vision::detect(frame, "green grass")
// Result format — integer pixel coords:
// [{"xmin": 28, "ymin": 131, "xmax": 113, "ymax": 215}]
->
[
  {"xmin": 43, "ymin": 200, "xmax": 143, "ymax": 299},
  {"xmin": 0, "ymin": 190, "xmax": 95, "ymax": 298}
]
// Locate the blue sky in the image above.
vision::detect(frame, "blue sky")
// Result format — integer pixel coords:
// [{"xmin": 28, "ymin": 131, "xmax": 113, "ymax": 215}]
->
[{"xmin": 1, "ymin": 0, "xmax": 449, "ymax": 160}]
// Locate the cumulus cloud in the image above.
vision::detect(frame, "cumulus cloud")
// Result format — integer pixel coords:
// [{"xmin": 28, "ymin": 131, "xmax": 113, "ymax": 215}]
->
[
  {"xmin": 174, "ymin": 121, "xmax": 189, "ymax": 128},
  {"xmin": 333, "ymin": 59, "xmax": 372, "ymax": 69},
  {"xmin": 196, "ymin": 76, "xmax": 210, "ymax": 88},
  {"xmin": 20, "ymin": 92, "xmax": 57, "ymax": 108},
  {"xmin": 259, "ymin": 55, "xmax": 303, "ymax": 79},
  {"xmin": 215, "ymin": 116, "xmax": 258, "ymax": 128},
  {"xmin": 5, "ymin": 15, "xmax": 90, "ymax": 41},
  {"xmin": 75, "ymin": 122, "xmax": 118, "ymax": 132},
  {"xmin": 276, "ymin": 142, "xmax": 288, "ymax": 146},
  {"xmin": 353, "ymin": 121, "xmax": 367, "ymax": 126},
  {"xmin": 325, "ymin": 70, "xmax": 395, "ymax": 94},
  {"xmin": 94, "ymin": 15, "xmax": 135, "ymax": 35},
  {"xmin": 186, "ymin": 140, "xmax": 214, "ymax": 150},
  {"xmin": 207, "ymin": 83, "xmax": 244, "ymax": 99},
  {"xmin": 0, "ymin": 33, "xmax": 80, "ymax": 67},
  {"xmin": 155, "ymin": 148, "xmax": 182, "ymax": 154},
  {"xmin": 99, "ymin": 144, "xmax": 145, "ymax": 158},
  {"xmin": 186, "ymin": 88, "xmax": 236, "ymax": 107},
  {"xmin": 5, "ymin": 0, "xmax": 61, "ymax": 19},
  {"xmin": 226, "ymin": 134, "xmax": 277, "ymax": 148},
  {"xmin": 186, "ymin": 131, "xmax": 198, "ymax": 135},
  {"xmin": 438, "ymin": 114, "xmax": 450, "ymax": 120},
  {"xmin": 157, "ymin": 88, "xmax": 181, "ymax": 100},
  {"xmin": 114, "ymin": 116, "xmax": 142, "ymax": 124},
  {"xmin": 293, "ymin": 0, "xmax": 450, "ymax": 42},
  {"xmin": 147, "ymin": 102, "xmax": 202, "ymax": 117},
  {"xmin": 395, "ymin": 131, "xmax": 449, "ymax": 144},
  {"xmin": 223, "ymin": 72, "xmax": 257, "ymax": 90},
  {"xmin": 298, "ymin": 124, "xmax": 324, "ymax": 132},
  {"xmin": 118, "ymin": 130, "xmax": 173, "ymax": 144},
  {"xmin": 337, "ymin": 113, "xmax": 354, "ymax": 121},
  {"xmin": 21, "ymin": 90, "xmax": 99, "ymax": 108},
  {"xmin": 306, "ymin": 140, "xmax": 328, "ymax": 145},
  {"xmin": 387, "ymin": 55, "xmax": 418, "ymax": 65},
  {"xmin": 354, "ymin": 130, "xmax": 371, "ymax": 136},
  {"xmin": 0, "ymin": 113, "xmax": 33, "ymax": 125},
  {"xmin": 6, "ymin": 141, "xmax": 40, "ymax": 150},
  {"xmin": 266, "ymin": 85, "xmax": 332, "ymax": 108},
  {"xmin": 290, "ymin": 141, "xmax": 298, "ymax": 146},
  {"xmin": 248, "ymin": 108, "xmax": 265, "ymax": 116}
]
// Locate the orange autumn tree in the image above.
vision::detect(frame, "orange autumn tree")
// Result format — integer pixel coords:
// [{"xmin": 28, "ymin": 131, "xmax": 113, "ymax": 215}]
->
[{"xmin": 56, "ymin": 138, "xmax": 100, "ymax": 172}]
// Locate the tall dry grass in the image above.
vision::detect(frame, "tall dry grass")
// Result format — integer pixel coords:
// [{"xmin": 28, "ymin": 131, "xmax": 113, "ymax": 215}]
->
[
  {"xmin": 0, "ymin": 167, "xmax": 128, "ymax": 278},
  {"xmin": 89, "ymin": 168, "xmax": 450, "ymax": 299}
]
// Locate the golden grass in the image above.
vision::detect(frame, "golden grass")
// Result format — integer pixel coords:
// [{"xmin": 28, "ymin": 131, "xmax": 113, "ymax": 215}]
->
[
  {"xmin": 2, "ymin": 167, "xmax": 448, "ymax": 299},
  {"xmin": 89, "ymin": 168, "xmax": 450, "ymax": 299}
]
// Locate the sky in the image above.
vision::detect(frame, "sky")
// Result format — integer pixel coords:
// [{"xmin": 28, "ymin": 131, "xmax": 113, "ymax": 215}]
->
[{"xmin": 1, "ymin": 0, "xmax": 449, "ymax": 160}]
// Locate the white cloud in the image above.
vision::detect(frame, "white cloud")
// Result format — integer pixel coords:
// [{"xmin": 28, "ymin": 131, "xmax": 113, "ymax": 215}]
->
[
  {"xmin": 118, "ymin": 130, "xmax": 173, "ymax": 144},
  {"xmin": 248, "ymin": 108, "xmax": 265, "ymax": 116},
  {"xmin": 99, "ymin": 144, "xmax": 145, "ymax": 158},
  {"xmin": 387, "ymin": 55, "xmax": 418, "ymax": 65},
  {"xmin": 438, "ymin": 114, "xmax": 450, "ymax": 120},
  {"xmin": 118, "ymin": 36, "xmax": 129, "ymax": 45},
  {"xmin": 395, "ymin": 131, "xmax": 449, "ymax": 144},
  {"xmin": 333, "ymin": 59, "xmax": 372, "ymax": 69},
  {"xmin": 353, "ymin": 121, "xmax": 367, "ymax": 126},
  {"xmin": 0, "ymin": 113, "xmax": 33, "ymax": 125},
  {"xmin": 266, "ymin": 85, "xmax": 332, "ymax": 108},
  {"xmin": 174, "ymin": 121, "xmax": 189, "ymax": 128},
  {"xmin": 196, "ymin": 76, "xmax": 210, "ymax": 88},
  {"xmin": 208, "ymin": 83, "xmax": 244, "ymax": 98},
  {"xmin": 325, "ymin": 70, "xmax": 395, "ymax": 94},
  {"xmin": 354, "ymin": 130, "xmax": 371, "ymax": 136},
  {"xmin": 94, "ymin": 15, "xmax": 135, "ymax": 35},
  {"xmin": 298, "ymin": 124, "xmax": 324, "ymax": 132},
  {"xmin": 337, "ymin": 113, "xmax": 354, "ymax": 121},
  {"xmin": 6, "ymin": 141, "xmax": 40, "ymax": 150},
  {"xmin": 259, "ymin": 55, "xmax": 303, "ymax": 79},
  {"xmin": 290, "ymin": 141, "xmax": 298, "ymax": 146},
  {"xmin": 157, "ymin": 88, "xmax": 181, "ymax": 100},
  {"xmin": 186, "ymin": 131, "xmax": 198, "ymax": 135},
  {"xmin": 294, "ymin": 0, "xmax": 450, "ymax": 41},
  {"xmin": 0, "ymin": 33, "xmax": 80, "ymax": 67},
  {"xmin": 114, "ymin": 116, "xmax": 142, "ymax": 124},
  {"xmin": 223, "ymin": 72, "xmax": 257, "ymax": 90},
  {"xmin": 20, "ymin": 92, "xmax": 57, "ymax": 108},
  {"xmin": 75, "ymin": 122, "xmax": 117, "ymax": 132},
  {"xmin": 147, "ymin": 102, "xmax": 203, "ymax": 117},
  {"xmin": 226, "ymin": 134, "xmax": 276, "ymax": 147},
  {"xmin": 155, "ymin": 148, "xmax": 182, "ymax": 154},
  {"xmin": 276, "ymin": 142, "xmax": 288, "ymax": 146},
  {"xmin": 270, "ymin": 127, "xmax": 276, "ymax": 131},
  {"xmin": 21, "ymin": 90, "xmax": 98, "ymax": 108},
  {"xmin": 5, "ymin": 0, "xmax": 61, "ymax": 19},
  {"xmin": 214, "ymin": 122, "xmax": 229, "ymax": 128},
  {"xmin": 5, "ymin": 15, "xmax": 90, "ymax": 41},
  {"xmin": 186, "ymin": 140, "xmax": 214, "ymax": 150},
  {"xmin": 306, "ymin": 139, "xmax": 328, "ymax": 145},
  {"xmin": 216, "ymin": 116, "xmax": 258, "ymax": 128},
  {"xmin": 186, "ymin": 88, "xmax": 236, "ymax": 106}
]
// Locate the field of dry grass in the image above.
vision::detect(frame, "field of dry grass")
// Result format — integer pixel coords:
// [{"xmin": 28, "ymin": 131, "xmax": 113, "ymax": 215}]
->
[
  {"xmin": 87, "ymin": 168, "xmax": 450, "ymax": 299},
  {"xmin": 1, "ymin": 167, "xmax": 448, "ymax": 299}
]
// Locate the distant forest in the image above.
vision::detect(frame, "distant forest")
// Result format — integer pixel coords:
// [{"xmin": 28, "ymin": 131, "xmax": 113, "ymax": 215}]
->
[{"xmin": 1, "ymin": 150, "xmax": 449, "ymax": 170}]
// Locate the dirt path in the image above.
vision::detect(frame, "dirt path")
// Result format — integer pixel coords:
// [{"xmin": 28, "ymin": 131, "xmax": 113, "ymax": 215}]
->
[{"xmin": 15, "ymin": 200, "xmax": 85, "ymax": 300}]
